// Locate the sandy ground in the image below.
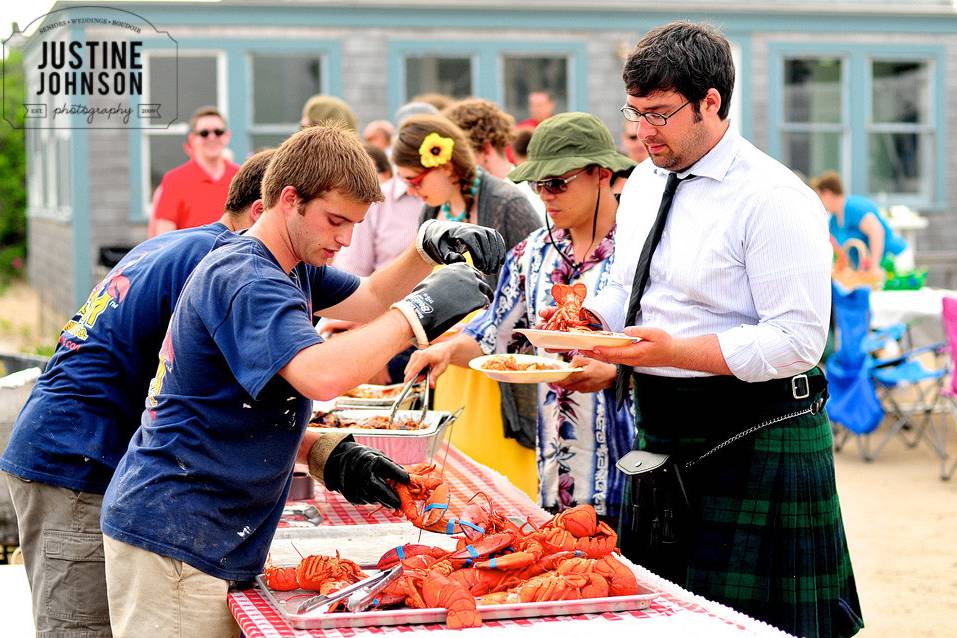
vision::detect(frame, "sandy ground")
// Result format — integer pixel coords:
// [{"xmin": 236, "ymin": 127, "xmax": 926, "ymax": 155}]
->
[{"xmin": 1, "ymin": 281, "xmax": 956, "ymax": 636}]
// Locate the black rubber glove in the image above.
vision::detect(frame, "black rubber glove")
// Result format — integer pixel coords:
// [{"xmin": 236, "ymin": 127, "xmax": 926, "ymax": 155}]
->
[
  {"xmin": 392, "ymin": 262, "xmax": 494, "ymax": 346},
  {"xmin": 416, "ymin": 219, "xmax": 507, "ymax": 274},
  {"xmin": 323, "ymin": 440, "xmax": 409, "ymax": 509}
]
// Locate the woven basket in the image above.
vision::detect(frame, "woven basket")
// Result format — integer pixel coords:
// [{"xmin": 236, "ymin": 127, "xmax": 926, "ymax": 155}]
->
[{"xmin": 832, "ymin": 238, "xmax": 885, "ymax": 290}]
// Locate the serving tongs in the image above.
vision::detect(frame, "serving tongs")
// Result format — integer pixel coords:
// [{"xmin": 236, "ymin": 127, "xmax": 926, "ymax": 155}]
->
[
  {"xmin": 388, "ymin": 367, "xmax": 430, "ymax": 425},
  {"xmin": 295, "ymin": 564, "xmax": 403, "ymax": 615}
]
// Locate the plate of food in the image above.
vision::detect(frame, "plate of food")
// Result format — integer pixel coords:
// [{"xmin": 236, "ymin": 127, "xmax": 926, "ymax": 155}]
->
[
  {"xmin": 468, "ymin": 354, "xmax": 583, "ymax": 384},
  {"xmin": 514, "ymin": 328, "xmax": 639, "ymax": 351}
]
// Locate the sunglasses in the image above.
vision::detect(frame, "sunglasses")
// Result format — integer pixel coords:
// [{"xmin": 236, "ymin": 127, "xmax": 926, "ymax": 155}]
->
[
  {"xmin": 401, "ymin": 168, "xmax": 433, "ymax": 188},
  {"xmin": 529, "ymin": 167, "xmax": 589, "ymax": 195},
  {"xmin": 194, "ymin": 128, "xmax": 226, "ymax": 138}
]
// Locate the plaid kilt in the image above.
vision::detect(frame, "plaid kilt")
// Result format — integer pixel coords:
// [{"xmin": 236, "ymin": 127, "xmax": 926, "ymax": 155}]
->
[{"xmin": 620, "ymin": 371, "xmax": 864, "ymax": 638}]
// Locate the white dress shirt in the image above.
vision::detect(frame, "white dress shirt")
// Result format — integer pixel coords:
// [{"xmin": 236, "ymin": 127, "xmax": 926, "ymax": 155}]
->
[{"xmin": 585, "ymin": 126, "xmax": 832, "ymax": 381}]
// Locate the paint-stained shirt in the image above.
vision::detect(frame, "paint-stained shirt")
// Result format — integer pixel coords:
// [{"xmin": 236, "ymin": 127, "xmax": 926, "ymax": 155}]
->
[
  {"xmin": 0, "ymin": 223, "xmax": 232, "ymax": 493},
  {"xmin": 100, "ymin": 235, "xmax": 359, "ymax": 582}
]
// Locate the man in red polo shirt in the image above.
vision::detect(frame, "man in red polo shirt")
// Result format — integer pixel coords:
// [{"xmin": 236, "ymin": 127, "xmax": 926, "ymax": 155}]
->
[{"xmin": 149, "ymin": 106, "xmax": 240, "ymax": 237}]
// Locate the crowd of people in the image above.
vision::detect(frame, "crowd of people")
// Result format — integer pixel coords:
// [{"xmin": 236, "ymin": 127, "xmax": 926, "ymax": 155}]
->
[{"xmin": 1, "ymin": 19, "xmax": 866, "ymax": 638}]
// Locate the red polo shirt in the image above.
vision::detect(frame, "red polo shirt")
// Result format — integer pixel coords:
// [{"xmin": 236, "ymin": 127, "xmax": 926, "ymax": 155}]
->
[{"xmin": 153, "ymin": 159, "xmax": 240, "ymax": 230}]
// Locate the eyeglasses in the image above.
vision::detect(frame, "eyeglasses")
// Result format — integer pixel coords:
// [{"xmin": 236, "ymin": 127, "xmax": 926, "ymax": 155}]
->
[
  {"xmin": 194, "ymin": 128, "xmax": 226, "ymax": 138},
  {"xmin": 529, "ymin": 167, "xmax": 589, "ymax": 195},
  {"xmin": 620, "ymin": 100, "xmax": 691, "ymax": 126},
  {"xmin": 401, "ymin": 168, "xmax": 432, "ymax": 188}
]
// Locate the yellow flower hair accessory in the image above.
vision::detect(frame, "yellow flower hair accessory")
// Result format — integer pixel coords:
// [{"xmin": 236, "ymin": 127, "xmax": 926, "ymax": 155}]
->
[{"xmin": 418, "ymin": 132, "xmax": 454, "ymax": 168}]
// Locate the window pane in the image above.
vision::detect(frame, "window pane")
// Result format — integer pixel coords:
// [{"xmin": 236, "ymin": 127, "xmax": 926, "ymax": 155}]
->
[
  {"xmin": 148, "ymin": 135, "xmax": 190, "ymax": 194},
  {"xmin": 503, "ymin": 56, "xmax": 568, "ymax": 121},
  {"xmin": 783, "ymin": 58, "xmax": 842, "ymax": 124},
  {"xmin": 56, "ymin": 137, "xmax": 71, "ymax": 208},
  {"xmin": 250, "ymin": 133, "xmax": 293, "ymax": 153},
  {"xmin": 405, "ymin": 57, "xmax": 471, "ymax": 101},
  {"xmin": 869, "ymin": 131, "xmax": 931, "ymax": 196},
  {"xmin": 872, "ymin": 60, "xmax": 929, "ymax": 124},
  {"xmin": 149, "ymin": 56, "xmax": 218, "ymax": 126},
  {"xmin": 781, "ymin": 131, "xmax": 842, "ymax": 179},
  {"xmin": 252, "ymin": 55, "xmax": 322, "ymax": 125}
]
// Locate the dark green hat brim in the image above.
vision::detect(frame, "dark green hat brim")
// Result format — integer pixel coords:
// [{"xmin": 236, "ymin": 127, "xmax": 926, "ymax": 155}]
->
[{"xmin": 509, "ymin": 150, "xmax": 636, "ymax": 183}]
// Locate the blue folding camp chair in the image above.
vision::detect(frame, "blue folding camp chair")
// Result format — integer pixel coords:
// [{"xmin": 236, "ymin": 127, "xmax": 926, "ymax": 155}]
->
[
  {"xmin": 827, "ymin": 282, "xmax": 947, "ymax": 461},
  {"xmin": 826, "ymin": 283, "xmax": 885, "ymax": 459}
]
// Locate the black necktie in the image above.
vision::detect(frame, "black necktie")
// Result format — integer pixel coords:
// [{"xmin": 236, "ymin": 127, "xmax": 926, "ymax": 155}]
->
[{"xmin": 613, "ymin": 172, "xmax": 695, "ymax": 408}]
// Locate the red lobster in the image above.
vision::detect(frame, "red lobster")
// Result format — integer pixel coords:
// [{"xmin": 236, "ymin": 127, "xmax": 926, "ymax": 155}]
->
[{"xmin": 540, "ymin": 283, "xmax": 592, "ymax": 331}]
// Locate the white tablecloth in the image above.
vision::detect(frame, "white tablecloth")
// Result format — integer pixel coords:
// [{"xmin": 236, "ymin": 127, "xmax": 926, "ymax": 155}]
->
[{"xmin": 870, "ymin": 288, "xmax": 957, "ymax": 329}]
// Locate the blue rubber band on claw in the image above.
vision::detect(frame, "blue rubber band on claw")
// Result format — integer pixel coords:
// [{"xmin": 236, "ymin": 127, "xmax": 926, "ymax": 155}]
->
[
  {"xmin": 396, "ymin": 546, "xmax": 406, "ymax": 560},
  {"xmin": 466, "ymin": 545, "xmax": 479, "ymax": 558}
]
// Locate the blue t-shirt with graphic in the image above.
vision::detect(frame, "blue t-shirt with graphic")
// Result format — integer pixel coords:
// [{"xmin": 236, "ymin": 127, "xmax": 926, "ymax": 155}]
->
[
  {"xmin": 830, "ymin": 195, "xmax": 907, "ymax": 264},
  {"xmin": 0, "ymin": 223, "xmax": 232, "ymax": 494},
  {"xmin": 101, "ymin": 235, "xmax": 359, "ymax": 582}
]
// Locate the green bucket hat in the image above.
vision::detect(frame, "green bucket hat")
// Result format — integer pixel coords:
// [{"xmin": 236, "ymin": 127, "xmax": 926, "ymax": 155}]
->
[{"xmin": 509, "ymin": 112, "xmax": 635, "ymax": 183}]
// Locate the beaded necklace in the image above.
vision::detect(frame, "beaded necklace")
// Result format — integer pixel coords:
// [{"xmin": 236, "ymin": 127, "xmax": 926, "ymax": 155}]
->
[{"xmin": 440, "ymin": 167, "xmax": 482, "ymax": 222}]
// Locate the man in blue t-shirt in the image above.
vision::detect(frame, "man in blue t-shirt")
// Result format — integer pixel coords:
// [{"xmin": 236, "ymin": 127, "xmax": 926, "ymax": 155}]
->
[
  {"xmin": 0, "ymin": 149, "xmax": 275, "ymax": 637},
  {"xmin": 812, "ymin": 170, "xmax": 907, "ymax": 273},
  {"xmin": 99, "ymin": 125, "xmax": 505, "ymax": 637}
]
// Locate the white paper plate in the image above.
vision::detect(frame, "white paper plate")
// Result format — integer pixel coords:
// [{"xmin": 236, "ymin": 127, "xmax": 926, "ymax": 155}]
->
[
  {"xmin": 514, "ymin": 328, "xmax": 640, "ymax": 351},
  {"xmin": 468, "ymin": 354, "xmax": 583, "ymax": 384}
]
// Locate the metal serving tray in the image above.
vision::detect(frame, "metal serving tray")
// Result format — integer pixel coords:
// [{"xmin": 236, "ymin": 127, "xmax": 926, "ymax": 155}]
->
[
  {"xmin": 255, "ymin": 552, "xmax": 657, "ymax": 630},
  {"xmin": 307, "ymin": 409, "xmax": 458, "ymax": 465}
]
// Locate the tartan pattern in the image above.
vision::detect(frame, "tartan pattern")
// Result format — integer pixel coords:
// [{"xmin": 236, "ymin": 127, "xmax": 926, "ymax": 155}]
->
[{"xmin": 627, "ymin": 389, "xmax": 864, "ymax": 638}]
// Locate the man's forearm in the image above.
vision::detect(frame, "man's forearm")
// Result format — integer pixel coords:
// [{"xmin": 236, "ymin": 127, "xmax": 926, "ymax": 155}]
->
[{"xmin": 671, "ymin": 335, "xmax": 733, "ymax": 375}]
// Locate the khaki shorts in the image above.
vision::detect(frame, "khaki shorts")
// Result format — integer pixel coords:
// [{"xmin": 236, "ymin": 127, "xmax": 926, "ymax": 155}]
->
[
  {"xmin": 103, "ymin": 535, "xmax": 240, "ymax": 638},
  {"xmin": 4, "ymin": 472, "xmax": 112, "ymax": 638}
]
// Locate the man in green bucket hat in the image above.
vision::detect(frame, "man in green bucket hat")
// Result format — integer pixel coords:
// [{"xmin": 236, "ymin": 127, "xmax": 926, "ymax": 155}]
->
[{"xmin": 403, "ymin": 112, "xmax": 637, "ymax": 522}]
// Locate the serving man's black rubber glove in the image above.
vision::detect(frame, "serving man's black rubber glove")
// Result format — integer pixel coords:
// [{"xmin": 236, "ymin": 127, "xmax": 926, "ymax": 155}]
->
[
  {"xmin": 392, "ymin": 262, "xmax": 494, "ymax": 347},
  {"xmin": 322, "ymin": 439, "xmax": 409, "ymax": 509},
  {"xmin": 415, "ymin": 219, "xmax": 507, "ymax": 274}
]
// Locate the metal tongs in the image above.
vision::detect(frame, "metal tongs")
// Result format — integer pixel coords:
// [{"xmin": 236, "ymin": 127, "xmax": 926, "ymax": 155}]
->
[
  {"xmin": 295, "ymin": 564, "xmax": 403, "ymax": 615},
  {"xmin": 388, "ymin": 367, "xmax": 430, "ymax": 425}
]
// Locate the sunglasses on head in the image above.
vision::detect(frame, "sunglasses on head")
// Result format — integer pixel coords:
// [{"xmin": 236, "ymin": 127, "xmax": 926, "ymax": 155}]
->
[
  {"xmin": 401, "ymin": 168, "xmax": 433, "ymax": 188},
  {"xmin": 529, "ymin": 167, "xmax": 589, "ymax": 195},
  {"xmin": 194, "ymin": 128, "xmax": 226, "ymax": 138}
]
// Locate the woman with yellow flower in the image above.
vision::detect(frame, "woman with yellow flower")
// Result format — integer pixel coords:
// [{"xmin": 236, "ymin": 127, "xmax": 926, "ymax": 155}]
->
[{"xmin": 394, "ymin": 115, "xmax": 542, "ymax": 497}]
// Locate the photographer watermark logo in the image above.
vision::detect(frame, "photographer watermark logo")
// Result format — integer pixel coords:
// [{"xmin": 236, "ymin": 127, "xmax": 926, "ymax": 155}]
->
[{"xmin": 3, "ymin": 5, "xmax": 178, "ymax": 129}]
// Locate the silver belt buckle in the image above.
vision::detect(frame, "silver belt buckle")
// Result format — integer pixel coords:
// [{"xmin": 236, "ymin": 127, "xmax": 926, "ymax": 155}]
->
[{"xmin": 791, "ymin": 374, "xmax": 810, "ymax": 400}]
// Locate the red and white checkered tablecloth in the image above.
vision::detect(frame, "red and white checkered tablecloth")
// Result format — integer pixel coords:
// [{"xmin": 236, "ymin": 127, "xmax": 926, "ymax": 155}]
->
[
  {"xmin": 276, "ymin": 444, "xmax": 550, "ymax": 529},
  {"xmin": 230, "ymin": 445, "xmax": 792, "ymax": 638}
]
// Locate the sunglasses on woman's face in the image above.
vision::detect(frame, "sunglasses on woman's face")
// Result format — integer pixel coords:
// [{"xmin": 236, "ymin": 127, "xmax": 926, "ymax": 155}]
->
[
  {"xmin": 529, "ymin": 167, "xmax": 589, "ymax": 195},
  {"xmin": 401, "ymin": 168, "xmax": 433, "ymax": 188},
  {"xmin": 194, "ymin": 128, "xmax": 226, "ymax": 138}
]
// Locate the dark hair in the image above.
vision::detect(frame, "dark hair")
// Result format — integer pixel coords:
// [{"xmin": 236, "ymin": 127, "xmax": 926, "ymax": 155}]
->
[
  {"xmin": 225, "ymin": 149, "xmax": 275, "ymax": 215},
  {"xmin": 364, "ymin": 143, "xmax": 391, "ymax": 175},
  {"xmin": 512, "ymin": 128, "xmax": 534, "ymax": 159},
  {"xmin": 622, "ymin": 21, "xmax": 734, "ymax": 120},
  {"xmin": 609, "ymin": 164, "xmax": 636, "ymax": 190},
  {"xmin": 189, "ymin": 105, "xmax": 227, "ymax": 132}
]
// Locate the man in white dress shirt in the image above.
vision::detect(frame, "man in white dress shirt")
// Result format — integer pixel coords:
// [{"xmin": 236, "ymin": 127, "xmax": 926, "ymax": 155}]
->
[{"xmin": 575, "ymin": 21, "xmax": 863, "ymax": 638}]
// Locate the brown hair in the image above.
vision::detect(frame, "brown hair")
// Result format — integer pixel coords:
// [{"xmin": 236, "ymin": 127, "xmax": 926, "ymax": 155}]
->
[
  {"xmin": 512, "ymin": 128, "xmax": 534, "ymax": 161},
  {"xmin": 189, "ymin": 105, "xmax": 227, "ymax": 132},
  {"xmin": 810, "ymin": 170, "xmax": 844, "ymax": 196},
  {"xmin": 364, "ymin": 144, "xmax": 391, "ymax": 175},
  {"xmin": 393, "ymin": 115, "xmax": 477, "ymax": 208},
  {"xmin": 412, "ymin": 92, "xmax": 454, "ymax": 112},
  {"xmin": 442, "ymin": 99, "xmax": 516, "ymax": 154},
  {"xmin": 301, "ymin": 95, "xmax": 359, "ymax": 132},
  {"xmin": 261, "ymin": 125, "xmax": 383, "ymax": 209},
  {"xmin": 224, "ymin": 149, "xmax": 275, "ymax": 215}
]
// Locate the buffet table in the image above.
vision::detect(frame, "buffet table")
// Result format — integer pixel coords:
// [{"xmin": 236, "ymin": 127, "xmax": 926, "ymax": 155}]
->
[{"xmin": 228, "ymin": 445, "xmax": 792, "ymax": 637}]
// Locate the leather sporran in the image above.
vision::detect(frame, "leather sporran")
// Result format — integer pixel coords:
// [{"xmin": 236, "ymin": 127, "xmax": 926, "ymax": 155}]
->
[{"xmin": 616, "ymin": 450, "xmax": 693, "ymax": 584}]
